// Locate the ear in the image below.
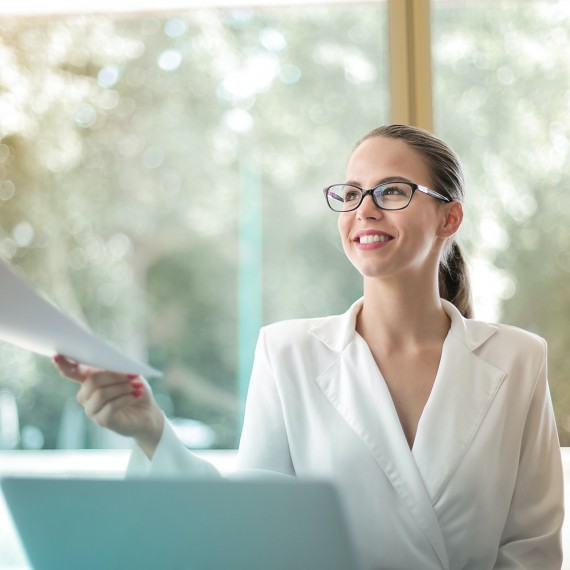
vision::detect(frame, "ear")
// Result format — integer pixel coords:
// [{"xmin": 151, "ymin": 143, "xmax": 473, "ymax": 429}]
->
[{"xmin": 437, "ymin": 201, "xmax": 463, "ymax": 238}]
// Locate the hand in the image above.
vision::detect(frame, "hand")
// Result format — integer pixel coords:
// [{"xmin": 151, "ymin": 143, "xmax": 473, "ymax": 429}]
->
[{"xmin": 53, "ymin": 355, "xmax": 164, "ymax": 459}]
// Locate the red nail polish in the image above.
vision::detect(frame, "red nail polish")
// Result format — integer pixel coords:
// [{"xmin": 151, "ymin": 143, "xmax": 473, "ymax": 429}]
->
[
  {"xmin": 53, "ymin": 355, "xmax": 63, "ymax": 363},
  {"xmin": 133, "ymin": 389, "xmax": 143, "ymax": 398},
  {"xmin": 126, "ymin": 374, "xmax": 139, "ymax": 380},
  {"xmin": 131, "ymin": 380, "xmax": 144, "ymax": 388}
]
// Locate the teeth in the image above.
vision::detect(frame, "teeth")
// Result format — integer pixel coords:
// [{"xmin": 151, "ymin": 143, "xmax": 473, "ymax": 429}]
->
[{"xmin": 359, "ymin": 234, "xmax": 390, "ymax": 244}]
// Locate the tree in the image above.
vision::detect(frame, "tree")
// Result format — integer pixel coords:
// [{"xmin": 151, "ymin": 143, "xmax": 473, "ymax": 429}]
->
[
  {"xmin": 434, "ymin": 1, "xmax": 570, "ymax": 444},
  {"xmin": 0, "ymin": 6, "xmax": 387, "ymax": 448}
]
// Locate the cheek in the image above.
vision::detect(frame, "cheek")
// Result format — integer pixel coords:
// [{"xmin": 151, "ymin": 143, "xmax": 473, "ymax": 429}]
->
[
  {"xmin": 402, "ymin": 205, "xmax": 438, "ymax": 237},
  {"xmin": 337, "ymin": 213, "xmax": 347, "ymax": 237},
  {"xmin": 403, "ymin": 212, "xmax": 440, "ymax": 253},
  {"xmin": 337, "ymin": 213, "xmax": 353, "ymax": 246}
]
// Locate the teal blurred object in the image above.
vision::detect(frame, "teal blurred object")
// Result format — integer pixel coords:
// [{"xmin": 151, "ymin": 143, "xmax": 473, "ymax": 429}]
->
[
  {"xmin": 238, "ymin": 139, "xmax": 263, "ymax": 438},
  {"xmin": 0, "ymin": 476, "xmax": 361, "ymax": 570}
]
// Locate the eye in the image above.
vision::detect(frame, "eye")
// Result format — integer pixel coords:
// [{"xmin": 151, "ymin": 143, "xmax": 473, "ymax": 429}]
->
[
  {"xmin": 344, "ymin": 190, "xmax": 361, "ymax": 202},
  {"xmin": 340, "ymin": 185, "xmax": 362, "ymax": 203},
  {"xmin": 377, "ymin": 183, "xmax": 411, "ymax": 202},
  {"xmin": 382, "ymin": 185, "xmax": 407, "ymax": 196}
]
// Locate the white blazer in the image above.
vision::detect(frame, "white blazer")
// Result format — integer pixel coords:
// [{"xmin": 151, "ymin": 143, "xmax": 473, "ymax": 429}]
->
[{"xmin": 128, "ymin": 298, "xmax": 564, "ymax": 570}]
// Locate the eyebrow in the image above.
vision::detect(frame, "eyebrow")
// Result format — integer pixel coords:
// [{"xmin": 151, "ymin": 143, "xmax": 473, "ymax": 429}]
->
[{"xmin": 343, "ymin": 176, "xmax": 414, "ymax": 187}]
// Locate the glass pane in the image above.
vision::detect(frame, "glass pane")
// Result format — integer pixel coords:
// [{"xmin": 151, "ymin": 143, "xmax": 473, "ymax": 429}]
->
[
  {"xmin": 0, "ymin": 5, "xmax": 388, "ymax": 450},
  {"xmin": 432, "ymin": 0, "xmax": 570, "ymax": 443}
]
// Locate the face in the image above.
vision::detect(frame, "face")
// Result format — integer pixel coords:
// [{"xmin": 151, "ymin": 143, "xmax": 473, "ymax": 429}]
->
[{"xmin": 338, "ymin": 136, "xmax": 458, "ymax": 283}]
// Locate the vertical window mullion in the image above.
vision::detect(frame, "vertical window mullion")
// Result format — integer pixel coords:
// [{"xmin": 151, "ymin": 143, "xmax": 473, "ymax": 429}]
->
[{"xmin": 388, "ymin": 0, "xmax": 433, "ymax": 131}]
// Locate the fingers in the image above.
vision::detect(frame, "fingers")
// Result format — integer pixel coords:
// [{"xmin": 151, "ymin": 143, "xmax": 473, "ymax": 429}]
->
[
  {"xmin": 91, "ymin": 390, "xmax": 148, "ymax": 430},
  {"xmin": 53, "ymin": 354, "xmax": 141, "ymax": 394},
  {"xmin": 77, "ymin": 371, "xmax": 143, "ymax": 405},
  {"xmin": 81, "ymin": 379, "xmax": 142, "ymax": 418},
  {"xmin": 52, "ymin": 355, "xmax": 153, "ymax": 438},
  {"xmin": 53, "ymin": 353, "xmax": 148, "ymax": 427},
  {"xmin": 53, "ymin": 354, "xmax": 99, "ymax": 382},
  {"xmin": 79, "ymin": 375, "xmax": 148, "ymax": 434}
]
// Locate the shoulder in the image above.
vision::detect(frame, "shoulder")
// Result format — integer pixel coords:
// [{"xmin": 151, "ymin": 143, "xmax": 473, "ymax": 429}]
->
[
  {"xmin": 493, "ymin": 321, "xmax": 545, "ymax": 346},
  {"xmin": 474, "ymin": 318, "xmax": 546, "ymax": 356},
  {"xmin": 445, "ymin": 299, "xmax": 547, "ymax": 361},
  {"xmin": 466, "ymin": 318, "xmax": 547, "ymax": 382},
  {"xmin": 258, "ymin": 309, "xmax": 351, "ymax": 358},
  {"xmin": 259, "ymin": 298, "xmax": 363, "ymax": 355},
  {"xmin": 260, "ymin": 314, "xmax": 332, "ymax": 347},
  {"xmin": 255, "ymin": 314, "xmax": 342, "ymax": 376}
]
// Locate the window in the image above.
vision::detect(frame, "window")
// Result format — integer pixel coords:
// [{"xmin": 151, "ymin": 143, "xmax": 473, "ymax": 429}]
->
[
  {"xmin": 4, "ymin": 0, "xmax": 569, "ymax": 449},
  {"xmin": 0, "ymin": 4, "xmax": 389, "ymax": 450},
  {"xmin": 432, "ymin": 0, "xmax": 570, "ymax": 444}
]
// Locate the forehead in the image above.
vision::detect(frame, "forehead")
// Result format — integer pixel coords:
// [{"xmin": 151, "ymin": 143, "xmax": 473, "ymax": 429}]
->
[{"xmin": 346, "ymin": 136, "xmax": 432, "ymax": 186}]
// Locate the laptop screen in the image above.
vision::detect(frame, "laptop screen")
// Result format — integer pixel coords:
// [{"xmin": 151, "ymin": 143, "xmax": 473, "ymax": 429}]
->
[{"xmin": 1, "ymin": 476, "xmax": 361, "ymax": 570}]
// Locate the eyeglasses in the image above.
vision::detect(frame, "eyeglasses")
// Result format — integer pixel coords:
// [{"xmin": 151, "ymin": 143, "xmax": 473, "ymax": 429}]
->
[{"xmin": 323, "ymin": 181, "xmax": 451, "ymax": 212}]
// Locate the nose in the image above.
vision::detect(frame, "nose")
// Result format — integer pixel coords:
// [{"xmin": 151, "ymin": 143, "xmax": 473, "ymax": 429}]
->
[{"xmin": 356, "ymin": 192, "xmax": 383, "ymax": 220}]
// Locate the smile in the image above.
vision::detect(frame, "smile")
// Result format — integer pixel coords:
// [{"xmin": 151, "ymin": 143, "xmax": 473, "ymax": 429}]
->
[
  {"xmin": 353, "ymin": 231, "xmax": 394, "ymax": 250},
  {"xmin": 358, "ymin": 234, "xmax": 391, "ymax": 244}
]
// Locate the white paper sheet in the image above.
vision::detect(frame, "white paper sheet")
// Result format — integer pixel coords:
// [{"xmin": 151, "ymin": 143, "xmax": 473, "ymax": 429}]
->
[{"xmin": 0, "ymin": 262, "xmax": 162, "ymax": 378}]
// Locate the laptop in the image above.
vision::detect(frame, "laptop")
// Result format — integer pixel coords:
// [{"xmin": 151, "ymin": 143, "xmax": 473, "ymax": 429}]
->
[{"xmin": 1, "ymin": 477, "xmax": 361, "ymax": 570}]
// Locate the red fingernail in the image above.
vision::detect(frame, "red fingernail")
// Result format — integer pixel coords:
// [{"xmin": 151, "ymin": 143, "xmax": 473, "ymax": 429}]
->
[
  {"xmin": 131, "ymin": 380, "xmax": 144, "ymax": 388},
  {"xmin": 133, "ymin": 389, "xmax": 144, "ymax": 398},
  {"xmin": 54, "ymin": 355, "xmax": 63, "ymax": 363},
  {"xmin": 127, "ymin": 374, "xmax": 139, "ymax": 380}
]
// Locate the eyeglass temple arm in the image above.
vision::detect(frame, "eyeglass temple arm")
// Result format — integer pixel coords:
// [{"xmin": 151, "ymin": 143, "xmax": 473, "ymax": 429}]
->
[
  {"xmin": 417, "ymin": 185, "xmax": 451, "ymax": 202},
  {"xmin": 325, "ymin": 189, "xmax": 345, "ymax": 202}
]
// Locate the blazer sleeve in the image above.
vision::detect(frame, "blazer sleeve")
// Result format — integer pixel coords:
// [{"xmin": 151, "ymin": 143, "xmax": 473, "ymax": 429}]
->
[
  {"xmin": 494, "ymin": 340, "xmax": 564, "ymax": 569},
  {"xmin": 235, "ymin": 327, "xmax": 295, "ymax": 476},
  {"xmin": 126, "ymin": 414, "xmax": 221, "ymax": 478},
  {"xmin": 126, "ymin": 327, "xmax": 294, "ymax": 479}
]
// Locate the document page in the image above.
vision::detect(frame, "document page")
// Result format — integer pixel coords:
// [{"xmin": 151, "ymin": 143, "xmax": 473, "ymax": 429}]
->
[{"xmin": 0, "ymin": 262, "xmax": 162, "ymax": 377}]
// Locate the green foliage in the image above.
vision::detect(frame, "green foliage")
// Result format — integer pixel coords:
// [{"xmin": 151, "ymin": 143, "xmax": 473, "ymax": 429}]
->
[
  {"xmin": 0, "ymin": 7, "xmax": 387, "ymax": 449},
  {"xmin": 433, "ymin": 1, "xmax": 570, "ymax": 444},
  {"xmin": 5, "ymin": 1, "xmax": 569, "ymax": 449}
]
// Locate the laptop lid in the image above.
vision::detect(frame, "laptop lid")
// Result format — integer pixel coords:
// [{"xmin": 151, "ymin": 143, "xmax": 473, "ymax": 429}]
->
[{"xmin": 1, "ymin": 477, "xmax": 361, "ymax": 570}]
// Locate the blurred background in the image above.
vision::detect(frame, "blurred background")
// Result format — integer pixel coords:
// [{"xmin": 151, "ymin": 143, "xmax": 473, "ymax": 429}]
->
[{"xmin": 1, "ymin": 0, "xmax": 570, "ymax": 454}]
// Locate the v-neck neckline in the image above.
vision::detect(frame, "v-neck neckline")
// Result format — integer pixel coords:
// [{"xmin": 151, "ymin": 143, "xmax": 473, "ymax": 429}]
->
[{"xmin": 353, "ymin": 330, "xmax": 452, "ymax": 454}]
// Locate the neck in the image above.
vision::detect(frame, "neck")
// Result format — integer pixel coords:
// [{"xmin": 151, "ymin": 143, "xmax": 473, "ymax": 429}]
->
[{"xmin": 357, "ymin": 274, "xmax": 450, "ymax": 352}]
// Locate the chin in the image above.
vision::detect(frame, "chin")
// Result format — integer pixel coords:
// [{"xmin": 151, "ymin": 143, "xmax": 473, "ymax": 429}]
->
[{"xmin": 352, "ymin": 263, "xmax": 392, "ymax": 280}]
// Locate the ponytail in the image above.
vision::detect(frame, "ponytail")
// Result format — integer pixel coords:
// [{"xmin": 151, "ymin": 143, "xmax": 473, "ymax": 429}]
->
[{"xmin": 438, "ymin": 241, "xmax": 473, "ymax": 319}]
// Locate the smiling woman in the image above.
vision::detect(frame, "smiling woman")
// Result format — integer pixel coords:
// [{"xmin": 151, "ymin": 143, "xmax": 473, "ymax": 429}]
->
[
  {"xmin": 0, "ymin": 1, "xmax": 568, "ymax": 568},
  {"xmin": 53, "ymin": 124, "xmax": 563, "ymax": 570}
]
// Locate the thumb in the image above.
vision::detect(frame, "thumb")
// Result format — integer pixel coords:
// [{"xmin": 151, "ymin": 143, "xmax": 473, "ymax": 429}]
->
[{"xmin": 53, "ymin": 354, "xmax": 96, "ymax": 382}]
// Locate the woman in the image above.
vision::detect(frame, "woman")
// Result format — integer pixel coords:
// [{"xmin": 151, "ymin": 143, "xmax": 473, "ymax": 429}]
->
[{"xmin": 55, "ymin": 125, "xmax": 564, "ymax": 569}]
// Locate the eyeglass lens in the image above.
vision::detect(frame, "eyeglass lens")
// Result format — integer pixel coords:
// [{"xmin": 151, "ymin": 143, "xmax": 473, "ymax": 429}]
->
[{"xmin": 326, "ymin": 183, "xmax": 413, "ymax": 212}]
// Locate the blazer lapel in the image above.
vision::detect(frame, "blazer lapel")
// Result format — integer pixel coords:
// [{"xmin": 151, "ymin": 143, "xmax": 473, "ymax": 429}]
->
[
  {"xmin": 312, "ymin": 302, "xmax": 450, "ymax": 569},
  {"xmin": 412, "ymin": 305, "xmax": 506, "ymax": 503}
]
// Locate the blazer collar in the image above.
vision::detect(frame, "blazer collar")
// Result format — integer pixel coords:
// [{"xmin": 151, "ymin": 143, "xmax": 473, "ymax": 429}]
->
[
  {"xmin": 442, "ymin": 299, "xmax": 499, "ymax": 351},
  {"xmin": 308, "ymin": 297, "xmax": 362, "ymax": 352},
  {"xmin": 309, "ymin": 297, "xmax": 499, "ymax": 354}
]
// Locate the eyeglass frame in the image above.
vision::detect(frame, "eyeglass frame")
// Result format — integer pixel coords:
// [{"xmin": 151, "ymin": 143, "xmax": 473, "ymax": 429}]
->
[{"xmin": 323, "ymin": 180, "xmax": 452, "ymax": 212}]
